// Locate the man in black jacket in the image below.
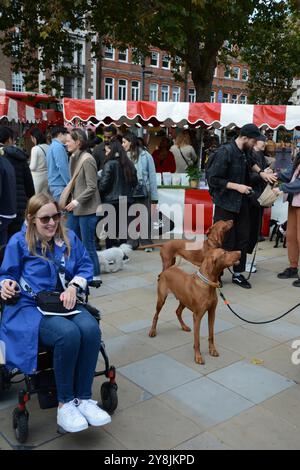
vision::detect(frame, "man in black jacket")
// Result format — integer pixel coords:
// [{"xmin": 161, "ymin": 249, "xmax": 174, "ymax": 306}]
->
[
  {"xmin": 0, "ymin": 127, "xmax": 35, "ymax": 239},
  {"xmin": 93, "ymin": 125, "xmax": 118, "ymax": 171},
  {"xmin": 0, "ymin": 144, "xmax": 17, "ymax": 245},
  {"xmin": 207, "ymin": 124, "xmax": 277, "ymax": 289}
]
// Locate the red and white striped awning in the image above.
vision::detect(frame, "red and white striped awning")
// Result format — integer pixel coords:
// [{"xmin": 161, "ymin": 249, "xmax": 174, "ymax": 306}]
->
[
  {"xmin": 0, "ymin": 95, "xmax": 62, "ymax": 124},
  {"xmin": 63, "ymin": 98, "xmax": 300, "ymax": 130}
]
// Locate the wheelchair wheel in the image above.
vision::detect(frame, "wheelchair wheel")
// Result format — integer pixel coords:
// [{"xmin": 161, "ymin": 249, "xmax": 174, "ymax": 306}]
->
[
  {"xmin": 100, "ymin": 382, "xmax": 118, "ymax": 414},
  {"xmin": 13, "ymin": 408, "xmax": 29, "ymax": 444}
]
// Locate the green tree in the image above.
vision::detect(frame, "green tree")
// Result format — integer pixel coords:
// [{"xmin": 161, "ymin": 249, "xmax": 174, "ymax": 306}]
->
[{"xmin": 241, "ymin": 1, "xmax": 300, "ymax": 104}]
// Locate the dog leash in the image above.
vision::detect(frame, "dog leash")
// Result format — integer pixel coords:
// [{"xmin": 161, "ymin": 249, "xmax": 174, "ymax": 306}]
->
[{"xmin": 218, "ymin": 289, "xmax": 300, "ymax": 325}]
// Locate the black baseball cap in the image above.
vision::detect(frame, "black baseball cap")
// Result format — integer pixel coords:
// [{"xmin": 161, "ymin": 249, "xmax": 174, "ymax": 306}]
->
[{"xmin": 240, "ymin": 124, "xmax": 266, "ymax": 141}]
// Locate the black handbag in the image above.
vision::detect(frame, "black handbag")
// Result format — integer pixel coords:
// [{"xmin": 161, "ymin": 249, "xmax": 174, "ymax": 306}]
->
[
  {"xmin": 36, "ymin": 291, "xmax": 78, "ymax": 315},
  {"xmin": 132, "ymin": 182, "xmax": 148, "ymax": 199}
]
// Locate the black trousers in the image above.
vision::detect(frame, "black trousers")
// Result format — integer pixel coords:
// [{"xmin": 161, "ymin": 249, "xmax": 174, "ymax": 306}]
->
[{"xmin": 214, "ymin": 198, "xmax": 250, "ymax": 273}]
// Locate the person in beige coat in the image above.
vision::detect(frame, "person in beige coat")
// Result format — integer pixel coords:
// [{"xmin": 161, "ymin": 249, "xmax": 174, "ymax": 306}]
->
[
  {"xmin": 63, "ymin": 129, "xmax": 101, "ymax": 278},
  {"xmin": 170, "ymin": 130, "xmax": 198, "ymax": 172}
]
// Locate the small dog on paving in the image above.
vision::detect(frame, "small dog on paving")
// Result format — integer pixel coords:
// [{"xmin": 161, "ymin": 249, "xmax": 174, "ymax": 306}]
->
[
  {"xmin": 269, "ymin": 219, "xmax": 287, "ymax": 248},
  {"xmin": 97, "ymin": 244, "xmax": 132, "ymax": 273},
  {"xmin": 140, "ymin": 219, "xmax": 233, "ymax": 271},
  {"xmin": 149, "ymin": 248, "xmax": 241, "ymax": 364}
]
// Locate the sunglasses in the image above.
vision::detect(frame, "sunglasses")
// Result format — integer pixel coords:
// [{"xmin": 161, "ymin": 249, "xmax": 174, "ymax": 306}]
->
[{"xmin": 36, "ymin": 212, "xmax": 62, "ymax": 225}]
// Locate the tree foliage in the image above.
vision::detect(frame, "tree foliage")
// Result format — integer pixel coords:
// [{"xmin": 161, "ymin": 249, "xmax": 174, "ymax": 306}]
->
[{"xmin": 0, "ymin": 0, "xmax": 299, "ymax": 102}]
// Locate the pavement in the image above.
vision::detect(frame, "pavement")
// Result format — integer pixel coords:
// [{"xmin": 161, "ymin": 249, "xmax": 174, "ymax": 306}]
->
[{"xmin": 1, "ymin": 240, "xmax": 300, "ymax": 450}]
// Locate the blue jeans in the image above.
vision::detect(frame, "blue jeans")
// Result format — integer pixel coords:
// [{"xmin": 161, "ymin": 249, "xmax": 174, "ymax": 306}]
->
[
  {"xmin": 39, "ymin": 308, "xmax": 101, "ymax": 403},
  {"xmin": 67, "ymin": 213, "xmax": 100, "ymax": 276}
]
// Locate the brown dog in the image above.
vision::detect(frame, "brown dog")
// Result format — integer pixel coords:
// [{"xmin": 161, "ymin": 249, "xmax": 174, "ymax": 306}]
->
[
  {"xmin": 140, "ymin": 220, "xmax": 233, "ymax": 271},
  {"xmin": 149, "ymin": 247, "xmax": 241, "ymax": 364}
]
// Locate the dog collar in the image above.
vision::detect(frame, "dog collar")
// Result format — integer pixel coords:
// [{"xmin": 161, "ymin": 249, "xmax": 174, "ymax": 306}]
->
[{"xmin": 195, "ymin": 270, "xmax": 220, "ymax": 288}]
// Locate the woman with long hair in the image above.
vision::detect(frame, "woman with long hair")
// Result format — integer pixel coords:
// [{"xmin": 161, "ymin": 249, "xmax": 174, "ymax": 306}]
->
[
  {"xmin": 122, "ymin": 132, "xmax": 158, "ymax": 251},
  {"xmin": 0, "ymin": 193, "xmax": 111, "ymax": 433},
  {"xmin": 29, "ymin": 128, "xmax": 49, "ymax": 193},
  {"xmin": 62, "ymin": 129, "xmax": 101, "ymax": 279},
  {"xmin": 98, "ymin": 139, "xmax": 137, "ymax": 248},
  {"xmin": 170, "ymin": 130, "xmax": 198, "ymax": 172}
]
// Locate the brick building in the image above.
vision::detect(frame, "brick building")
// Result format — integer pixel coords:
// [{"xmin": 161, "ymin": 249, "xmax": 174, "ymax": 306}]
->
[{"xmin": 0, "ymin": 39, "xmax": 249, "ymax": 103}]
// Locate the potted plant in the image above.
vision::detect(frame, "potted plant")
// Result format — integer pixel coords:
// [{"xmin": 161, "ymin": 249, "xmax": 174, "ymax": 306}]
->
[{"xmin": 185, "ymin": 165, "xmax": 202, "ymax": 188}]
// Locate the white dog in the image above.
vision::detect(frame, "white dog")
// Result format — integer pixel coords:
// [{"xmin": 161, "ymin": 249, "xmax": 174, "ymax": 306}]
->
[{"xmin": 97, "ymin": 244, "xmax": 133, "ymax": 273}]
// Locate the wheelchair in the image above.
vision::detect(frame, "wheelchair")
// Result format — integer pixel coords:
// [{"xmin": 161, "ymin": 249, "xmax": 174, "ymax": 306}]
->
[{"xmin": 0, "ymin": 246, "xmax": 118, "ymax": 444}]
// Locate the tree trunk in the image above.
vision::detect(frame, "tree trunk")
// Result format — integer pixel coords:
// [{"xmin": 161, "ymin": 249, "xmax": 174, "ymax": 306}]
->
[{"xmin": 187, "ymin": 42, "xmax": 219, "ymax": 103}]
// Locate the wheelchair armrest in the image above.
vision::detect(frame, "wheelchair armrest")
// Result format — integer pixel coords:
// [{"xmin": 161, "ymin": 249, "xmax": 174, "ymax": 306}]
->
[{"xmin": 88, "ymin": 280, "xmax": 102, "ymax": 289}]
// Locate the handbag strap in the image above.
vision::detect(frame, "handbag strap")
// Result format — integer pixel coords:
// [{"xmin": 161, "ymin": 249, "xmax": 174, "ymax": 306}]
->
[{"xmin": 178, "ymin": 147, "xmax": 190, "ymax": 167}]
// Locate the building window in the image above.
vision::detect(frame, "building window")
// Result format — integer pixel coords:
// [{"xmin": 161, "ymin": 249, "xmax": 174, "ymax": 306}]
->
[
  {"xmin": 162, "ymin": 54, "xmax": 170, "ymax": 69},
  {"xmin": 231, "ymin": 94, "xmax": 238, "ymax": 104},
  {"xmin": 77, "ymin": 77, "xmax": 83, "ymax": 99},
  {"xmin": 104, "ymin": 45, "xmax": 115, "ymax": 60},
  {"xmin": 150, "ymin": 83, "xmax": 158, "ymax": 101},
  {"xmin": 131, "ymin": 48, "xmax": 142, "ymax": 65},
  {"xmin": 118, "ymin": 49, "xmax": 128, "ymax": 62},
  {"xmin": 63, "ymin": 77, "xmax": 74, "ymax": 98},
  {"xmin": 12, "ymin": 71, "xmax": 25, "ymax": 92},
  {"xmin": 222, "ymin": 93, "xmax": 229, "ymax": 103},
  {"xmin": 104, "ymin": 77, "xmax": 114, "ymax": 99},
  {"xmin": 242, "ymin": 68, "xmax": 249, "ymax": 81},
  {"xmin": 118, "ymin": 79, "xmax": 127, "ymax": 100},
  {"xmin": 224, "ymin": 67, "xmax": 231, "ymax": 79},
  {"xmin": 210, "ymin": 91, "xmax": 216, "ymax": 103},
  {"xmin": 172, "ymin": 86, "xmax": 180, "ymax": 102},
  {"xmin": 233, "ymin": 67, "xmax": 240, "ymax": 80},
  {"xmin": 240, "ymin": 95, "xmax": 247, "ymax": 104},
  {"xmin": 131, "ymin": 81, "xmax": 140, "ymax": 101},
  {"xmin": 150, "ymin": 51, "xmax": 159, "ymax": 67},
  {"xmin": 161, "ymin": 85, "xmax": 169, "ymax": 102},
  {"xmin": 189, "ymin": 89, "xmax": 196, "ymax": 103},
  {"xmin": 76, "ymin": 45, "xmax": 83, "ymax": 66}
]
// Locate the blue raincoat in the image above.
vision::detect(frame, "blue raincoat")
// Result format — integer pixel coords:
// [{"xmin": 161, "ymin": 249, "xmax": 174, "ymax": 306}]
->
[{"xmin": 0, "ymin": 226, "xmax": 93, "ymax": 374}]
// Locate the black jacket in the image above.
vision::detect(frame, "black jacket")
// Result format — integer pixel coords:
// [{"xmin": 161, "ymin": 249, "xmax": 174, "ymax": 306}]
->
[
  {"xmin": 93, "ymin": 142, "xmax": 105, "ymax": 171},
  {"xmin": 0, "ymin": 153, "xmax": 17, "ymax": 217},
  {"xmin": 208, "ymin": 140, "xmax": 256, "ymax": 213},
  {"xmin": 99, "ymin": 159, "xmax": 137, "ymax": 204},
  {"xmin": 3, "ymin": 146, "xmax": 35, "ymax": 216}
]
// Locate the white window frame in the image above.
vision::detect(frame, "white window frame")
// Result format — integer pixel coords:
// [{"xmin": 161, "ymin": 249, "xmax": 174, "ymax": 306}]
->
[
  {"xmin": 104, "ymin": 77, "xmax": 114, "ymax": 100},
  {"xmin": 162, "ymin": 54, "xmax": 170, "ymax": 69},
  {"xmin": 233, "ymin": 67, "xmax": 240, "ymax": 80},
  {"xmin": 231, "ymin": 94, "xmax": 238, "ymax": 104},
  {"xmin": 240, "ymin": 95, "xmax": 247, "ymax": 104},
  {"xmin": 150, "ymin": 51, "xmax": 159, "ymax": 68},
  {"xmin": 214, "ymin": 67, "xmax": 218, "ymax": 78},
  {"xmin": 104, "ymin": 45, "xmax": 115, "ymax": 60},
  {"xmin": 222, "ymin": 93, "xmax": 229, "ymax": 103},
  {"xmin": 131, "ymin": 81, "xmax": 140, "ymax": 101},
  {"xmin": 172, "ymin": 86, "xmax": 180, "ymax": 102},
  {"xmin": 149, "ymin": 83, "xmax": 158, "ymax": 101},
  {"xmin": 118, "ymin": 79, "xmax": 127, "ymax": 101},
  {"xmin": 210, "ymin": 91, "xmax": 216, "ymax": 103},
  {"xmin": 189, "ymin": 89, "xmax": 196, "ymax": 103},
  {"xmin": 118, "ymin": 49, "xmax": 128, "ymax": 62},
  {"xmin": 242, "ymin": 68, "xmax": 249, "ymax": 81},
  {"xmin": 161, "ymin": 84, "xmax": 169, "ymax": 102},
  {"xmin": 76, "ymin": 76, "xmax": 83, "ymax": 99},
  {"xmin": 12, "ymin": 71, "xmax": 25, "ymax": 92},
  {"xmin": 224, "ymin": 67, "xmax": 231, "ymax": 79}
]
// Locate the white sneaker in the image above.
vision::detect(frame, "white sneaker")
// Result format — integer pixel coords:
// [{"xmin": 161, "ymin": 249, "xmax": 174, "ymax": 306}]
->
[
  {"xmin": 57, "ymin": 400, "xmax": 88, "ymax": 433},
  {"xmin": 77, "ymin": 399, "xmax": 111, "ymax": 426},
  {"xmin": 245, "ymin": 263, "xmax": 257, "ymax": 273}
]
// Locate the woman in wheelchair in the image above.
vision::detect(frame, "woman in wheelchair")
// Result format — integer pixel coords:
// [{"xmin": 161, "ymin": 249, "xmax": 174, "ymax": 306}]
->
[{"xmin": 0, "ymin": 193, "xmax": 111, "ymax": 433}]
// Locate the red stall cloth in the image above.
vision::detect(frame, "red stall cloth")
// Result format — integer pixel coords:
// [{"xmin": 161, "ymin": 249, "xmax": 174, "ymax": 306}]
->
[
  {"xmin": 64, "ymin": 98, "xmax": 300, "ymax": 129},
  {"xmin": 158, "ymin": 188, "xmax": 271, "ymax": 238}
]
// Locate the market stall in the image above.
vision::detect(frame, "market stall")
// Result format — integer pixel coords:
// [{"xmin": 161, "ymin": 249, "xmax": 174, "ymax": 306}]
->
[{"xmin": 63, "ymin": 98, "xmax": 300, "ymax": 236}]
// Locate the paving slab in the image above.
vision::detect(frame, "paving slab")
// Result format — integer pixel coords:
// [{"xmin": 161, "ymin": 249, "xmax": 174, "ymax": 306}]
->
[
  {"xmin": 100, "ymin": 335, "xmax": 158, "ymax": 368},
  {"xmin": 215, "ymin": 326, "xmax": 280, "ymax": 356},
  {"xmin": 252, "ymin": 344, "xmax": 300, "ymax": 383},
  {"xmin": 159, "ymin": 377, "xmax": 253, "ymax": 429},
  {"xmin": 106, "ymin": 398, "xmax": 202, "ymax": 450},
  {"xmin": 173, "ymin": 431, "xmax": 232, "ymax": 450},
  {"xmin": 208, "ymin": 360, "xmax": 294, "ymax": 404},
  {"xmin": 119, "ymin": 353, "xmax": 201, "ymax": 395}
]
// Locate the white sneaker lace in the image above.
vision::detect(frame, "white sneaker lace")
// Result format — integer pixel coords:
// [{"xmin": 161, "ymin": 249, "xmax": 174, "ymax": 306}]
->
[{"xmin": 62, "ymin": 400, "xmax": 82, "ymax": 419}]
